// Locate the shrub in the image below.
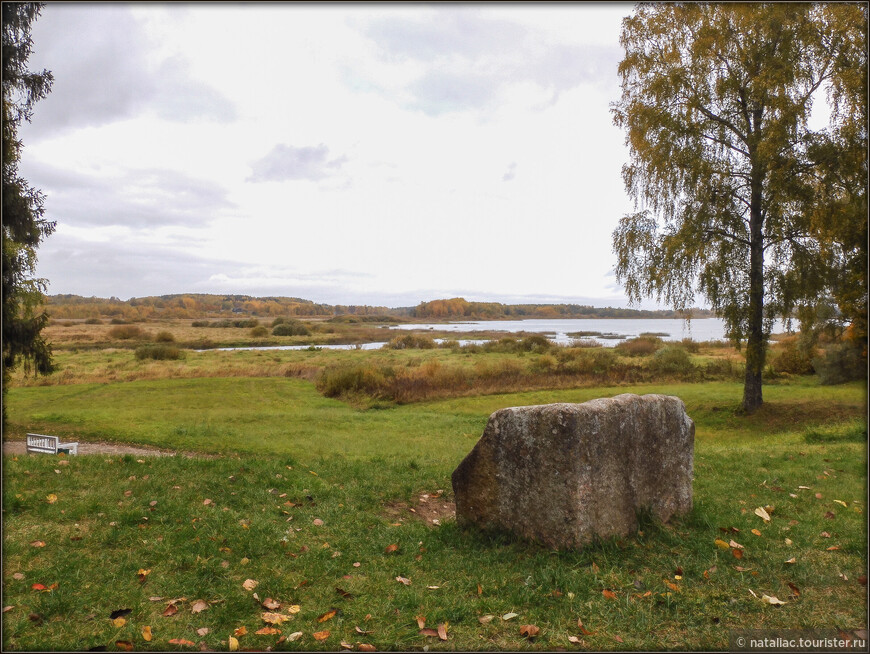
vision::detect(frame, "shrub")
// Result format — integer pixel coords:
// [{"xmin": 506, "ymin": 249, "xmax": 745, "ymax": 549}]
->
[
  {"xmin": 110, "ymin": 318, "xmax": 129, "ymax": 325},
  {"xmin": 250, "ymin": 325, "xmax": 269, "ymax": 338},
  {"xmin": 134, "ymin": 344, "xmax": 182, "ymax": 360},
  {"xmin": 154, "ymin": 330, "xmax": 176, "ymax": 343},
  {"xmin": 813, "ymin": 342, "xmax": 866, "ymax": 385},
  {"xmin": 272, "ymin": 321, "xmax": 311, "ymax": 337},
  {"xmin": 84, "ymin": 317, "xmax": 103, "ymax": 325},
  {"xmin": 316, "ymin": 363, "xmax": 392, "ymax": 398},
  {"xmin": 109, "ymin": 325, "xmax": 145, "ymax": 340},
  {"xmin": 191, "ymin": 320, "xmax": 210, "ymax": 327},
  {"xmin": 518, "ymin": 334, "xmax": 553, "ymax": 353},
  {"xmin": 680, "ymin": 338, "xmax": 700, "ymax": 353},
  {"xmin": 557, "ymin": 348, "xmax": 618, "ymax": 375},
  {"xmin": 769, "ymin": 338, "xmax": 814, "ymax": 375},
  {"xmin": 616, "ymin": 335, "xmax": 664, "ymax": 356},
  {"xmin": 650, "ymin": 346, "xmax": 694, "ymax": 376},
  {"xmin": 530, "ymin": 353, "xmax": 558, "ymax": 373},
  {"xmin": 387, "ymin": 334, "xmax": 436, "ymax": 349}
]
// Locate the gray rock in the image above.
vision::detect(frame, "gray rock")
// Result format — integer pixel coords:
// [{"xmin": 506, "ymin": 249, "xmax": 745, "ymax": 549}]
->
[{"xmin": 451, "ymin": 394, "xmax": 694, "ymax": 549}]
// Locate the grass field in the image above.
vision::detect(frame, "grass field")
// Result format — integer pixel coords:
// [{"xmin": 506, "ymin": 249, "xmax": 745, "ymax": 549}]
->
[{"xmin": 3, "ymin": 368, "xmax": 867, "ymax": 651}]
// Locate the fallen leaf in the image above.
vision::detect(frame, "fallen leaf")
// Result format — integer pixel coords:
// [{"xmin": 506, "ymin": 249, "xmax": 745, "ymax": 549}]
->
[
  {"xmin": 754, "ymin": 507, "xmax": 771, "ymax": 522},
  {"xmin": 115, "ymin": 641, "xmax": 133, "ymax": 652},
  {"xmin": 228, "ymin": 635, "xmax": 239, "ymax": 651},
  {"xmin": 336, "ymin": 587, "xmax": 354, "ymax": 600},
  {"xmin": 761, "ymin": 594, "xmax": 787, "ymax": 605},
  {"xmin": 3, "ymin": 606, "xmax": 13, "ymax": 613},
  {"xmin": 858, "ymin": 576, "xmax": 867, "ymax": 586},
  {"xmin": 714, "ymin": 539, "xmax": 730, "ymax": 550},
  {"xmin": 256, "ymin": 627, "xmax": 281, "ymax": 635},
  {"xmin": 785, "ymin": 557, "xmax": 797, "ymax": 564},
  {"xmin": 262, "ymin": 598, "xmax": 281, "ymax": 610},
  {"xmin": 839, "ymin": 573, "xmax": 849, "ymax": 581},
  {"xmin": 30, "ymin": 540, "xmax": 46, "ymax": 548},
  {"xmin": 798, "ymin": 485, "xmax": 811, "ymax": 490},
  {"xmin": 821, "ymin": 531, "xmax": 831, "ymax": 538},
  {"xmin": 318, "ymin": 609, "xmax": 337, "ymax": 623},
  {"xmin": 751, "ymin": 528, "xmax": 762, "ymax": 536},
  {"xmin": 313, "ymin": 518, "xmax": 324, "ymax": 526},
  {"xmin": 149, "ymin": 597, "xmax": 164, "ymax": 602},
  {"xmin": 355, "ymin": 626, "xmax": 373, "ymax": 635},
  {"xmin": 46, "ymin": 494, "xmax": 57, "ymax": 504},
  {"xmin": 519, "ymin": 624, "xmax": 539, "ymax": 638},
  {"xmin": 568, "ymin": 635, "xmax": 582, "ymax": 644},
  {"xmin": 358, "ymin": 644, "xmax": 376, "ymax": 652},
  {"xmin": 137, "ymin": 569, "xmax": 151, "ymax": 583},
  {"xmin": 112, "ymin": 617, "xmax": 127, "ymax": 628},
  {"xmin": 427, "ymin": 585, "xmax": 440, "ymax": 590},
  {"xmin": 313, "ymin": 630, "xmax": 330, "ymax": 641},
  {"xmin": 478, "ymin": 615, "xmax": 494, "ymax": 624},
  {"xmin": 190, "ymin": 600, "xmax": 208, "ymax": 614},
  {"xmin": 784, "ymin": 538, "xmax": 793, "ymax": 546},
  {"xmin": 262, "ymin": 612, "xmax": 290, "ymax": 624},
  {"xmin": 287, "ymin": 605, "xmax": 301, "ymax": 614},
  {"xmin": 395, "ymin": 576, "xmax": 411, "ymax": 586},
  {"xmin": 203, "ymin": 499, "xmax": 213, "ymax": 506},
  {"xmin": 787, "ymin": 582, "xmax": 800, "ymax": 597},
  {"xmin": 197, "ymin": 628, "xmax": 209, "ymax": 636},
  {"xmin": 353, "ymin": 562, "xmax": 361, "ymax": 568},
  {"xmin": 13, "ymin": 573, "xmax": 24, "ymax": 580},
  {"xmin": 826, "ymin": 545, "xmax": 840, "ymax": 551},
  {"xmin": 729, "ymin": 539, "xmax": 745, "ymax": 549},
  {"xmin": 419, "ymin": 628, "xmax": 439, "ymax": 637},
  {"xmin": 384, "ymin": 544, "xmax": 399, "ymax": 554},
  {"xmin": 168, "ymin": 639, "xmax": 195, "ymax": 647},
  {"xmin": 234, "ymin": 626, "xmax": 248, "ymax": 637},
  {"xmin": 825, "ymin": 511, "xmax": 836, "ymax": 519},
  {"xmin": 732, "ymin": 549, "xmax": 744, "ymax": 560},
  {"xmin": 502, "ymin": 612, "xmax": 519, "ymax": 621},
  {"xmin": 577, "ymin": 618, "xmax": 596, "ymax": 635},
  {"xmin": 477, "ymin": 583, "xmax": 483, "ymax": 596},
  {"xmin": 665, "ymin": 581, "xmax": 681, "ymax": 592},
  {"xmin": 614, "ymin": 635, "xmax": 624, "ymax": 643},
  {"xmin": 437, "ymin": 623, "xmax": 448, "ymax": 641},
  {"xmin": 340, "ymin": 640, "xmax": 354, "ymax": 650},
  {"xmin": 287, "ymin": 631, "xmax": 303, "ymax": 641},
  {"xmin": 602, "ymin": 589, "xmax": 618, "ymax": 600},
  {"xmin": 243, "ymin": 579, "xmax": 258, "ymax": 591},
  {"xmin": 162, "ymin": 604, "xmax": 178, "ymax": 617},
  {"xmin": 834, "ymin": 500, "xmax": 848, "ymax": 507},
  {"xmin": 415, "ymin": 615, "xmax": 426, "ymax": 629}
]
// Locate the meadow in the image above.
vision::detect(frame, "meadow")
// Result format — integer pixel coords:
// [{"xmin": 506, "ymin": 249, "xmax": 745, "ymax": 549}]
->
[{"xmin": 2, "ymin": 317, "xmax": 867, "ymax": 650}]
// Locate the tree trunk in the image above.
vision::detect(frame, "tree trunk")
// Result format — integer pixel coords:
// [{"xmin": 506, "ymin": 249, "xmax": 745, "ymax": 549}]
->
[{"xmin": 743, "ymin": 142, "xmax": 766, "ymax": 414}]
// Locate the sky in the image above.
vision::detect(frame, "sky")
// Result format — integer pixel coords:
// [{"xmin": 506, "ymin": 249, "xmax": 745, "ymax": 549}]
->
[{"xmin": 19, "ymin": 2, "xmax": 650, "ymax": 308}]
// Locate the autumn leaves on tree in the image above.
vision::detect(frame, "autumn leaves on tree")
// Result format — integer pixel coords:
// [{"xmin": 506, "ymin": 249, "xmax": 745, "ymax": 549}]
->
[{"xmin": 611, "ymin": 3, "xmax": 867, "ymax": 413}]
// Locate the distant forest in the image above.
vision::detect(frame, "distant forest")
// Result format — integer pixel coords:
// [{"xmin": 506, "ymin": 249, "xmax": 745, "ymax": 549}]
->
[{"xmin": 44, "ymin": 294, "xmax": 717, "ymax": 321}]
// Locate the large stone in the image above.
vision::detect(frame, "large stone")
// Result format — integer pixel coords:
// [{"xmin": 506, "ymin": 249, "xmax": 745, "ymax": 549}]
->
[{"xmin": 451, "ymin": 394, "xmax": 694, "ymax": 549}]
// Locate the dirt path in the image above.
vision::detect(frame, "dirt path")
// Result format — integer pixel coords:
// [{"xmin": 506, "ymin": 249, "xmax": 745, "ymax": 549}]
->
[{"xmin": 2, "ymin": 439, "xmax": 213, "ymax": 458}]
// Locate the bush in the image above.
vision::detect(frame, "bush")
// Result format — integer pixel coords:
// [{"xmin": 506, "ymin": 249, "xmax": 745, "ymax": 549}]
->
[
  {"xmin": 272, "ymin": 321, "xmax": 311, "ymax": 337},
  {"xmin": 680, "ymin": 338, "xmax": 700, "ymax": 353},
  {"xmin": 803, "ymin": 420, "xmax": 867, "ymax": 444},
  {"xmin": 387, "ymin": 334, "xmax": 436, "ymax": 349},
  {"xmin": 109, "ymin": 325, "xmax": 145, "ymax": 340},
  {"xmin": 154, "ymin": 330, "xmax": 175, "ymax": 343},
  {"xmin": 616, "ymin": 336, "xmax": 664, "ymax": 356},
  {"xmin": 84, "ymin": 317, "xmax": 103, "ymax": 325},
  {"xmin": 191, "ymin": 320, "xmax": 210, "ymax": 327},
  {"xmin": 250, "ymin": 325, "xmax": 269, "ymax": 338},
  {"xmin": 530, "ymin": 353, "xmax": 558, "ymax": 373},
  {"xmin": 650, "ymin": 346, "xmax": 694, "ymax": 376},
  {"xmin": 316, "ymin": 363, "xmax": 392, "ymax": 398},
  {"xmin": 557, "ymin": 348, "xmax": 618, "ymax": 375},
  {"xmin": 518, "ymin": 334, "xmax": 553, "ymax": 353},
  {"xmin": 769, "ymin": 339, "xmax": 814, "ymax": 375},
  {"xmin": 110, "ymin": 318, "xmax": 129, "ymax": 325},
  {"xmin": 134, "ymin": 344, "xmax": 183, "ymax": 360},
  {"xmin": 813, "ymin": 342, "xmax": 866, "ymax": 385}
]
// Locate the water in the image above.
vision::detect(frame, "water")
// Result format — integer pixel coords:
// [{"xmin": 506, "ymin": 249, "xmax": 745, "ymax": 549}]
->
[
  {"xmin": 390, "ymin": 317, "xmax": 787, "ymax": 347},
  {"xmin": 200, "ymin": 318, "xmax": 789, "ymax": 352}
]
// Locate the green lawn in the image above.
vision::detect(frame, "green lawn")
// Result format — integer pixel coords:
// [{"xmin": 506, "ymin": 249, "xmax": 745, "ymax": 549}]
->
[{"xmin": 2, "ymin": 377, "xmax": 867, "ymax": 650}]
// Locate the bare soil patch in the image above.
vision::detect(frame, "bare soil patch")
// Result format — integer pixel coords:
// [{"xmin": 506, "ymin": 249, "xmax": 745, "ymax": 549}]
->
[{"xmin": 384, "ymin": 489, "xmax": 456, "ymax": 527}]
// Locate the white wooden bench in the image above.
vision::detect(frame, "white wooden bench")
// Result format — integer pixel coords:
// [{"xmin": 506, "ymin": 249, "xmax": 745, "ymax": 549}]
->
[{"xmin": 26, "ymin": 433, "xmax": 79, "ymax": 456}]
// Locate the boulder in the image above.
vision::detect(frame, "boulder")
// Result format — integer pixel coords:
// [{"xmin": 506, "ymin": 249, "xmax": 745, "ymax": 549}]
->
[{"xmin": 451, "ymin": 394, "xmax": 694, "ymax": 549}]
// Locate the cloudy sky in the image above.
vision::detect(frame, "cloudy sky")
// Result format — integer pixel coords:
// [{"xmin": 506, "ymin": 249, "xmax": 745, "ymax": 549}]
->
[{"xmin": 20, "ymin": 2, "xmax": 646, "ymax": 308}]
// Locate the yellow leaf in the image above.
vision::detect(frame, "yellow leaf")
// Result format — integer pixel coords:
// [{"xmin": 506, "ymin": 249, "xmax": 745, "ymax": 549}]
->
[
  {"xmin": 751, "ymin": 529, "xmax": 762, "ymax": 536},
  {"xmin": 256, "ymin": 627, "xmax": 281, "ymax": 635},
  {"xmin": 313, "ymin": 630, "xmax": 330, "ymax": 641},
  {"xmin": 46, "ymin": 494, "xmax": 57, "ymax": 504},
  {"xmin": 754, "ymin": 507, "xmax": 771, "ymax": 522},
  {"xmin": 234, "ymin": 626, "xmax": 247, "ymax": 637},
  {"xmin": 714, "ymin": 539, "xmax": 730, "ymax": 550},
  {"xmin": 262, "ymin": 612, "xmax": 290, "ymax": 624},
  {"xmin": 286, "ymin": 605, "xmax": 301, "ymax": 614},
  {"xmin": 112, "ymin": 617, "xmax": 127, "ymax": 628},
  {"xmin": 834, "ymin": 500, "xmax": 848, "ymax": 507},
  {"xmin": 229, "ymin": 635, "xmax": 239, "ymax": 651},
  {"xmin": 141, "ymin": 626, "xmax": 152, "ymax": 641}
]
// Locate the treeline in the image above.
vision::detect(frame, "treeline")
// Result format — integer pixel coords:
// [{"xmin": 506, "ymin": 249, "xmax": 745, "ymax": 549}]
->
[
  {"xmin": 45, "ymin": 294, "xmax": 405, "ymax": 321},
  {"xmin": 43, "ymin": 293, "xmax": 716, "ymax": 321},
  {"xmin": 410, "ymin": 297, "xmax": 716, "ymax": 320}
]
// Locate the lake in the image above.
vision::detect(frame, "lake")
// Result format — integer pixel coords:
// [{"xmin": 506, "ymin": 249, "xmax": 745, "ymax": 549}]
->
[
  {"xmin": 203, "ymin": 317, "xmax": 789, "ymax": 352},
  {"xmin": 390, "ymin": 317, "xmax": 788, "ymax": 347}
]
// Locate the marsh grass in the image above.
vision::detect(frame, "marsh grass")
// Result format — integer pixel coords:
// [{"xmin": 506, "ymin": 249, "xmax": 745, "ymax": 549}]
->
[{"xmin": 2, "ymin": 378, "xmax": 866, "ymax": 651}]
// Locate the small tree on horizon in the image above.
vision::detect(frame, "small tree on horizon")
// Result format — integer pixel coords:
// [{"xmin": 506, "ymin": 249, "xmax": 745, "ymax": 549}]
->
[
  {"xmin": 611, "ymin": 3, "xmax": 867, "ymax": 413},
  {"xmin": 2, "ymin": 2, "xmax": 55, "ymax": 427}
]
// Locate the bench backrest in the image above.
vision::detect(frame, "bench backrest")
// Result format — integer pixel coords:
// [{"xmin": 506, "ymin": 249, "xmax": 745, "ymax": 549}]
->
[{"xmin": 27, "ymin": 434, "xmax": 60, "ymax": 452}]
